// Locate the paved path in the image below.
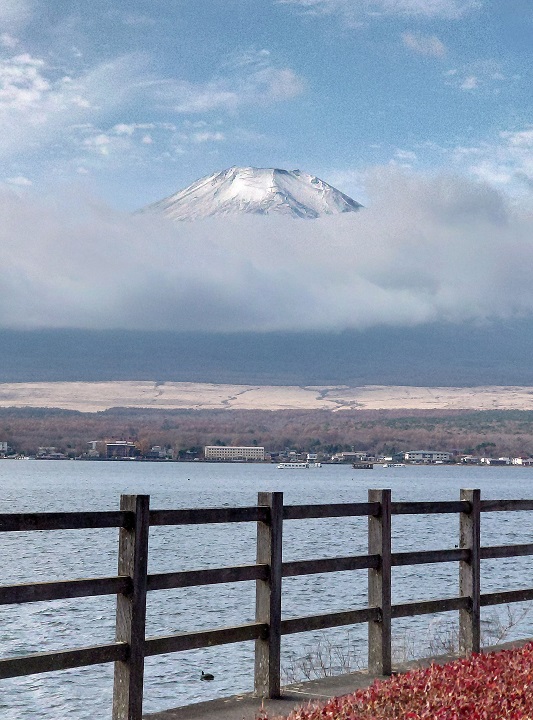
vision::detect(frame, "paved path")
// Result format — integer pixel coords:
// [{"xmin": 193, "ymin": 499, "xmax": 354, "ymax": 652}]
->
[
  {"xmin": 144, "ymin": 640, "xmax": 528, "ymax": 720},
  {"xmin": 144, "ymin": 669, "xmax": 386, "ymax": 720}
]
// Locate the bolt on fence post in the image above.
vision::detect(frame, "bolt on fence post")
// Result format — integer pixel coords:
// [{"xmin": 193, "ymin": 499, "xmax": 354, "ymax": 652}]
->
[
  {"xmin": 254, "ymin": 491, "xmax": 283, "ymax": 698},
  {"xmin": 459, "ymin": 488, "xmax": 481, "ymax": 655},
  {"xmin": 368, "ymin": 489, "xmax": 392, "ymax": 676},
  {"xmin": 112, "ymin": 495, "xmax": 150, "ymax": 720}
]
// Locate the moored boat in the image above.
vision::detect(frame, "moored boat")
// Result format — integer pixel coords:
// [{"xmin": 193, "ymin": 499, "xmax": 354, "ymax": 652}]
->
[{"xmin": 277, "ymin": 462, "xmax": 322, "ymax": 469}]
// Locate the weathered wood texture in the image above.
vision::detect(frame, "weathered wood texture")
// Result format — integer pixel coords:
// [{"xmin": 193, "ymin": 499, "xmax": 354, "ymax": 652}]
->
[
  {"xmin": 145, "ymin": 622, "xmax": 268, "ymax": 656},
  {"xmin": 391, "ymin": 501, "xmax": 469, "ymax": 515},
  {"xmin": 0, "ymin": 642, "xmax": 128, "ymax": 679},
  {"xmin": 147, "ymin": 564, "xmax": 268, "ymax": 591},
  {"xmin": 284, "ymin": 502, "xmax": 379, "ymax": 520},
  {"xmin": 481, "ymin": 588, "xmax": 533, "ymax": 606},
  {"xmin": 0, "ymin": 511, "xmax": 130, "ymax": 532},
  {"xmin": 112, "ymin": 495, "xmax": 150, "ymax": 720},
  {"xmin": 150, "ymin": 506, "xmax": 268, "ymax": 526},
  {"xmin": 392, "ymin": 596, "xmax": 470, "ymax": 618},
  {"xmin": 480, "ymin": 499, "xmax": 533, "ymax": 512},
  {"xmin": 0, "ymin": 576, "xmax": 131, "ymax": 605},
  {"xmin": 459, "ymin": 489, "xmax": 481, "ymax": 654},
  {"xmin": 282, "ymin": 554, "xmax": 379, "ymax": 576},
  {"xmin": 255, "ymin": 492, "xmax": 283, "ymax": 699},
  {"xmin": 1, "ymin": 495, "xmax": 531, "ymax": 533},
  {"xmin": 392, "ymin": 548, "xmax": 469, "ymax": 566},
  {"xmin": 480, "ymin": 543, "xmax": 533, "ymax": 559},
  {"xmin": 368, "ymin": 489, "xmax": 392, "ymax": 676},
  {"xmin": 280, "ymin": 607, "xmax": 379, "ymax": 635}
]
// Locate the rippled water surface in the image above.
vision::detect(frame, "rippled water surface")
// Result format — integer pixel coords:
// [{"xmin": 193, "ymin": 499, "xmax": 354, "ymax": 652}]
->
[{"xmin": 1, "ymin": 461, "xmax": 533, "ymax": 719}]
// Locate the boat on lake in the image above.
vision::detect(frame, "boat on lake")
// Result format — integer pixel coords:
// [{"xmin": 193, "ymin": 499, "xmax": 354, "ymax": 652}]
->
[
  {"xmin": 383, "ymin": 463, "xmax": 406, "ymax": 468},
  {"xmin": 277, "ymin": 462, "xmax": 322, "ymax": 469}
]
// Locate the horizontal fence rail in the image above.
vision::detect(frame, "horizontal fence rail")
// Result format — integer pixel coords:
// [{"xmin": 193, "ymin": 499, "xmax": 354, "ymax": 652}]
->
[
  {"xmin": 0, "ymin": 643, "xmax": 128, "ymax": 679},
  {"xmin": 2, "ymin": 490, "xmax": 533, "ymax": 719}
]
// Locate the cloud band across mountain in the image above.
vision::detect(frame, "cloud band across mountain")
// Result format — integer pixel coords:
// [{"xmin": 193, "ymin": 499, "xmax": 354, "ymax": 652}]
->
[{"xmin": 1, "ymin": 167, "xmax": 532, "ymax": 332}]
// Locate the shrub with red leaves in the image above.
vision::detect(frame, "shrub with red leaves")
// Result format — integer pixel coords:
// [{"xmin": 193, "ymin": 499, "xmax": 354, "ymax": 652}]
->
[{"xmin": 269, "ymin": 642, "xmax": 533, "ymax": 720}]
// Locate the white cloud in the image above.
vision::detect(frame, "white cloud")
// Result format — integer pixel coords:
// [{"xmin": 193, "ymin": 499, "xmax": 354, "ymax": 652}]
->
[
  {"xmin": 503, "ymin": 129, "xmax": 533, "ymax": 148},
  {"xmin": 452, "ymin": 126, "xmax": 533, "ymax": 198},
  {"xmin": 5, "ymin": 174, "xmax": 31, "ymax": 185},
  {"xmin": 113, "ymin": 123, "xmax": 137, "ymax": 136},
  {"xmin": 157, "ymin": 49, "xmax": 305, "ymax": 114},
  {"xmin": 445, "ymin": 60, "xmax": 508, "ymax": 92},
  {"xmin": 461, "ymin": 74, "xmax": 478, "ymax": 90},
  {"xmin": 112, "ymin": 122, "xmax": 175, "ymax": 136},
  {"xmin": 0, "ymin": 42, "xmax": 301, "ymax": 180},
  {"xmin": 402, "ymin": 32, "xmax": 447, "ymax": 57},
  {"xmin": 278, "ymin": 0, "xmax": 481, "ymax": 22},
  {"xmin": 0, "ymin": 32, "xmax": 18, "ymax": 48},
  {"xmin": 0, "ymin": 50, "xmax": 152, "ymax": 160},
  {"xmin": 0, "ymin": 0, "xmax": 33, "ymax": 30},
  {"xmin": 192, "ymin": 131, "xmax": 225, "ymax": 143},
  {"xmin": 393, "ymin": 149, "xmax": 418, "ymax": 167},
  {"xmin": 1, "ymin": 168, "xmax": 532, "ymax": 333},
  {"xmin": 83, "ymin": 133, "xmax": 112, "ymax": 155}
]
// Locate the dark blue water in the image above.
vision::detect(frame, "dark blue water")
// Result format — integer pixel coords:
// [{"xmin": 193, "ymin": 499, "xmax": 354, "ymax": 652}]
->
[{"xmin": 1, "ymin": 461, "xmax": 532, "ymax": 719}]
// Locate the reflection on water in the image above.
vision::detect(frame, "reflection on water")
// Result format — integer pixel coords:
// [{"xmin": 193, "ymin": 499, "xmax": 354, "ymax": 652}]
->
[{"xmin": 0, "ymin": 461, "xmax": 533, "ymax": 718}]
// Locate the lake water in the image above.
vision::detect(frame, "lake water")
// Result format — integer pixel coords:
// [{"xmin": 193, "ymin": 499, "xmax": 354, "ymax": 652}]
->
[{"xmin": 1, "ymin": 461, "xmax": 533, "ymax": 719}]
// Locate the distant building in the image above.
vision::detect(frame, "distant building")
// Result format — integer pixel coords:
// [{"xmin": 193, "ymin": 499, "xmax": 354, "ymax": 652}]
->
[
  {"xmin": 461, "ymin": 455, "xmax": 480, "ymax": 464},
  {"xmin": 87, "ymin": 441, "xmax": 100, "ymax": 458},
  {"xmin": 404, "ymin": 450, "xmax": 451, "ymax": 463},
  {"xmin": 36, "ymin": 447, "xmax": 67, "ymax": 460},
  {"xmin": 145, "ymin": 446, "xmax": 173, "ymax": 459},
  {"xmin": 480, "ymin": 457, "xmax": 511, "ymax": 466},
  {"xmin": 513, "ymin": 457, "xmax": 533, "ymax": 466},
  {"xmin": 204, "ymin": 446, "xmax": 265, "ymax": 461},
  {"xmin": 106, "ymin": 441, "xmax": 137, "ymax": 459},
  {"xmin": 0, "ymin": 441, "xmax": 8, "ymax": 455},
  {"xmin": 331, "ymin": 451, "xmax": 370, "ymax": 463}
]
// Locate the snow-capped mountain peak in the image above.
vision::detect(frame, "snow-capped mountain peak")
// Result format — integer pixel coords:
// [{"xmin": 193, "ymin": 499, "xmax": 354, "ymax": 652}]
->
[{"xmin": 144, "ymin": 166, "xmax": 362, "ymax": 220}]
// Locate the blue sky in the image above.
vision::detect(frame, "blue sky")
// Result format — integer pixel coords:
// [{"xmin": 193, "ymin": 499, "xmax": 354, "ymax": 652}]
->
[{"xmin": 1, "ymin": 0, "xmax": 531, "ymax": 210}]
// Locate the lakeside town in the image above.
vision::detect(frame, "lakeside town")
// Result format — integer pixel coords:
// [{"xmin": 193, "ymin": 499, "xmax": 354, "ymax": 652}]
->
[{"xmin": 1, "ymin": 439, "xmax": 533, "ymax": 466}]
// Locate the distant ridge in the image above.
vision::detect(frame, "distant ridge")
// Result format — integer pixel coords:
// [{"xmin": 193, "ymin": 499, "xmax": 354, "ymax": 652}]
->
[
  {"xmin": 143, "ymin": 166, "xmax": 362, "ymax": 220},
  {"xmin": 3, "ymin": 321, "xmax": 533, "ymax": 386}
]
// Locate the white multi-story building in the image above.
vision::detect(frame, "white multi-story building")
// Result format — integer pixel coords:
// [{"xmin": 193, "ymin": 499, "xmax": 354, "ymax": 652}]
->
[
  {"xmin": 0, "ymin": 441, "xmax": 8, "ymax": 455},
  {"xmin": 204, "ymin": 446, "xmax": 265, "ymax": 461},
  {"xmin": 404, "ymin": 450, "xmax": 451, "ymax": 463}
]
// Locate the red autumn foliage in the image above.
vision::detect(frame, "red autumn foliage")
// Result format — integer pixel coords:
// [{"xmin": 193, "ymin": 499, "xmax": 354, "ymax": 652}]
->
[{"xmin": 268, "ymin": 643, "xmax": 533, "ymax": 720}]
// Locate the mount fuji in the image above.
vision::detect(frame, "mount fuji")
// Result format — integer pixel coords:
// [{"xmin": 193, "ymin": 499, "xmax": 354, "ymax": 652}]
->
[{"xmin": 144, "ymin": 166, "xmax": 362, "ymax": 220}]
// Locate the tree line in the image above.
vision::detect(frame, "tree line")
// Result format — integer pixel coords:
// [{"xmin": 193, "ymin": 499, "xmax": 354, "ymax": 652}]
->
[{"xmin": 1, "ymin": 407, "xmax": 533, "ymax": 458}]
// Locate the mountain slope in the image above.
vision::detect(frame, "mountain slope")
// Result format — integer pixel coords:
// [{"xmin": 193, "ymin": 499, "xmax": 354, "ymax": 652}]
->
[
  {"xmin": 144, "ymin": 166, "xmax": 362, "ymax": 220},
  {"xmin": 3, "ymin": 321, "xmax": 533, "ymax": 386}
]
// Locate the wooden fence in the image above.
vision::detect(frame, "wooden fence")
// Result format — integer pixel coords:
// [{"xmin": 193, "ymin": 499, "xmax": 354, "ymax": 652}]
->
[{"xmin": 2, "ymin": 489, "xmax": 533, "ymax": 719}]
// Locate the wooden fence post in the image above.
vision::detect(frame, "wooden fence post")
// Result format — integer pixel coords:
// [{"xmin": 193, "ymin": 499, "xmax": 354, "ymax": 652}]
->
[
  {"xmin": 254, "ymin": 491, "xmax": 283, "ymax": 698},
  {"xmin": 112, "ymin": 495, "xmax": 150, "ymax": 720},
  {"xmin": 459, "ymin": 488, "xmax": 481, "ymax": 655},
  {"xmin": 368, "ymin": 489, "xmax": 392, "ymax": 676}
]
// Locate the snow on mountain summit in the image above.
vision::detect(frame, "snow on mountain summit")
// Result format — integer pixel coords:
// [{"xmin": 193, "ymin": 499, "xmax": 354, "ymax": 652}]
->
[{"xmin": 144, "ymin": 167, "xmax": 362, "ymax": 220}]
